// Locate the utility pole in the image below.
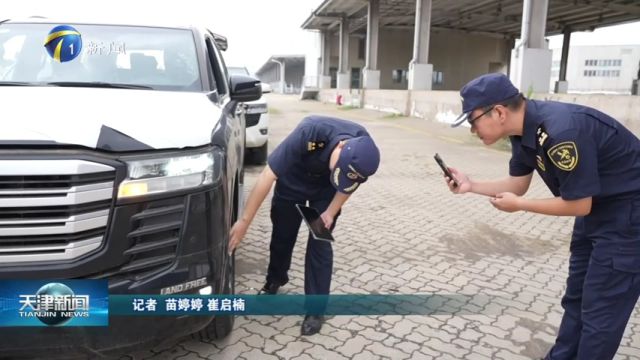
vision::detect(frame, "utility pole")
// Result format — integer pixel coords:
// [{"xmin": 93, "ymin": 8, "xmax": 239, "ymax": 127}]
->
[{"xmin": 270, "ymin": 58, "xmax": 285, "ymax": 94}]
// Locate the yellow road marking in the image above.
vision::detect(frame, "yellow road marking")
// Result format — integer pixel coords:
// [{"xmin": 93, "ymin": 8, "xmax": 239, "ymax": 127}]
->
[
  {"xmin": 437, "ymin": 136, "xmax": 465, "ymax": 144},
  {"xmin": 382, "ymin": 123, "xmax": 434, "ymax": 137}
]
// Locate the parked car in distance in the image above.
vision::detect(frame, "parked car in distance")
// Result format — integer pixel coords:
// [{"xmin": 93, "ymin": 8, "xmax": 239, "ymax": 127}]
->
[{"xmin": 228, "ymin": 66, "xmax": 270, "ymax": 164}]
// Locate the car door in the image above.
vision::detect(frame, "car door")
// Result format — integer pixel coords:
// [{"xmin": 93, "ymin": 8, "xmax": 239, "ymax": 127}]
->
[{"xmin": 204, "ymin": 34, "xmax": 244, "ymax": 191}]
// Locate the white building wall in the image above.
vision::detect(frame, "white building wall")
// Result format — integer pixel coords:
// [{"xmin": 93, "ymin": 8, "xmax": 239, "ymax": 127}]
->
[
  {"xmin": 315, "ymin": 28, "xmax": 512, "ymax": 90},
  {"xmin": 378, "ymin": 29, "xmax": 414, "ymax": 89},
  {"xmin": 376, "ymin": 28, "xmax": 511, "ymax": 90},
  {"xmin": 550, "ymin": 45, "xmax": 640, "ymax": 94},
  {"xmin": 348, "ymin": 35, "xmax": 366, "ymax": 89},
  {"xmin": 304, "ymin": 32, "xmax": 322, "ymax": 87},
  {"xmin": 324, "ymin": 33, "xmax": 368, "ymax": 89},
  {"xmin": 319, "ymin": 88, "xmax": 640, "ymax": 136},
  {"xmin": 285, "ymin": 63, "xmax": 305, "ymax": 93},
  {"xmin": 429, "ymin": 29, "xmax": 511, "ymax": 90},
  {"xmin": 257, "ymin": 65, "xmax": 280, "ymax": 90}
]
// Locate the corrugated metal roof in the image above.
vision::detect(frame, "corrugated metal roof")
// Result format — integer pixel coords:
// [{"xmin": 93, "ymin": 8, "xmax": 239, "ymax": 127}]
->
[
  {"xmin": 302, "ymin": 0, "xmax": 640, "ymax": 38},
  {"xmin": 255, "ymin": 55, "xmax": 306, "ymax": 77}
]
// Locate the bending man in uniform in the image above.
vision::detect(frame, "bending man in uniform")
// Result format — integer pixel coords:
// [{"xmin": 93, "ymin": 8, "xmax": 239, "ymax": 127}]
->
[
  {"xmin": 228, "ymin": 115, "xmax": 380, "ymax": 335},
  {"xmin": 446, "ymin": 73, "xmax": 640, "ymax": 360}
]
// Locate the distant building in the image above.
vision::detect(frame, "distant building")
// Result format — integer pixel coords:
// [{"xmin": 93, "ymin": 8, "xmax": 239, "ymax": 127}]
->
[
  {"xmin": 550, "ymin": 45, "xmax": 640, "ymax": 94},
  {"xmin": 301, "ymin": 0, "xmax": 640, "ymax": 94},
  {"xmin": 255, "ymin": 55, "xmax": 305, "ymax": 94}
]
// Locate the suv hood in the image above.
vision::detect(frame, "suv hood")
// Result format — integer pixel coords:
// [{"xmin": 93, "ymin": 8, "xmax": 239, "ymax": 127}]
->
[{"xmin": 0, "ymin": 87, "xmax": 222, "ymax": 151}]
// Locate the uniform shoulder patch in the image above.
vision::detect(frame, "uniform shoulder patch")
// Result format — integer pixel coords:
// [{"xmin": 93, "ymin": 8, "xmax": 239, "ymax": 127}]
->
[
  {"xmin": 536, "ymin": 155, "xmax": 546, "ymax": 172},
  {"xmin": 536, "ymin": 126, "xmax": 549, "ymax": 146},
  {"xmin": 307, "ymin": 141, "xmax": 326, "ymax": 152},
  {"xmin": 547, "ymin": 141, "xmax": 578, "ymax": 171}
]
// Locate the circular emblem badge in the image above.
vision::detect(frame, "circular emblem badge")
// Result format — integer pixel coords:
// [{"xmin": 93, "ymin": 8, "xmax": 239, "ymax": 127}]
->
[
  {"xmin": 347, "ymin": 172, "xmax": 359, "ymax": 180},
  {"xmin": 44, "ymin": 25, "xmax": 82, "ymax": 62},
  {"xmin": 547, "ymin": 141, "xmax": 578, "ymax": 171},
  {"xmin": 35, "ymin": 283, "xmax": 75, "ymax": 326}
]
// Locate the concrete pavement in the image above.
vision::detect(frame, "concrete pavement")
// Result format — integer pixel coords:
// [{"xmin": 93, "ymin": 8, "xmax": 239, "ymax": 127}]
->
[{"xmin": 125, "ymin": 94, "xmax": 640, "ymax": 360}]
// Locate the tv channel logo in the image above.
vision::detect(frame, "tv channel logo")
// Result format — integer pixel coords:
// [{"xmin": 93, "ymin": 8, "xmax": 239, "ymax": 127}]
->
[
  {"xmin": 0, "ymin": 280, "xmax": 108, "ymax": 327},
  {"xmin": 44, "ymin": 25, "xmax": 83, "ymax": 63}
]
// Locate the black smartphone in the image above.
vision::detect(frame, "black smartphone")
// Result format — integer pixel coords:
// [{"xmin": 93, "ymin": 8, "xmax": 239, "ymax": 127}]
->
[
  {"xmin": 434, "ymin": 153, "xmax": 458, "ymax": 187},
  {"xmin": 295, "ymin": 204, "xmax": 335, "ymax": 242}
]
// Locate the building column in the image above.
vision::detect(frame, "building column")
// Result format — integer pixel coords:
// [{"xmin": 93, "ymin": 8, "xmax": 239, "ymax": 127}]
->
[
  {"xmin": 633, "ymin": 61, "xmax": 640, "ymax": 95},
  {"xmin": 270, "ymin": 58, "xmax": 286, "ymax": 94},
  {"xmin": 320, "ymin": 31, "xmax": 332, "ymax": 89},
  {"xmin": 510, "ymin": 0, "xmax": 552, "ymax": 94},
  {"xmin": 554, "ymin": 27, "xmax": 571, "ymax": 93},
  {"xmin": 363, "ymin": 0, "xmax": 380, "ymax": 89},
  {"xmin": 407, "ymin": 0, "xmax": 433, "ymax": 91},
  {"xmin": 337, "ymin": 17, "xmax": 351, "ymax": 90}
]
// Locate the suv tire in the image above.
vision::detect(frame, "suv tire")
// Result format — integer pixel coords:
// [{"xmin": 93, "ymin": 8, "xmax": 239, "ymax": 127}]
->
[
  {"xmin": 193, "ymin": 187, "xmax": 237, "ymax": 341},
  {"xmin": 193, "ymin": 257, "xmax": 235, "ymax": 340}
]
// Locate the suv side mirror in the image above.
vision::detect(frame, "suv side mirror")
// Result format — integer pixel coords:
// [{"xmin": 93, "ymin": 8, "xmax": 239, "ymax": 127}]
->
[
  {"xmin": 229, "ymin": 75, "xmax": 262, "ymax": 102},
  {"xmin": 260, "ymin": 82, "xmax": 272, "ymax": 94}
]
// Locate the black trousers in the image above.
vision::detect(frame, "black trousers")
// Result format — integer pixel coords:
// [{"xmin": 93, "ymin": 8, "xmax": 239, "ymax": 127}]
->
[
  {"xmin": 266, "ymin": 194, "xmax": 339, "ymax": 295},
  {"xmin": 546, "ymin": 196, "xmax": 640, "ymax": 360}
]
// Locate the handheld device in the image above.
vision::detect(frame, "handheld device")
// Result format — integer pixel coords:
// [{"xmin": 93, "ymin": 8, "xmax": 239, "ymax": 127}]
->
[
  {"xmin": 434, "ymin": 153, "xmax": 458, "ymax": 187},
  {"xmin": 295, "ymin": 204, "xmax": 335, "ymax": 242}
]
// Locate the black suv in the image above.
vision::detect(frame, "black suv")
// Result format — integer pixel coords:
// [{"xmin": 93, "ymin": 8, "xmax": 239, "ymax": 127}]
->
[{"xmin": 0, "ymin": 18, "xmax": 260, "ymax": 357}]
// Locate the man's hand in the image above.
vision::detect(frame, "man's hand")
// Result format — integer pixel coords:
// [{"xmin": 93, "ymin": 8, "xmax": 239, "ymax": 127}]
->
[
  {"xmin": 445, "ymin": 167, "xmax": 472, "ymax": 194},
  {"xmin": 322, "ymin": 192, "xmax": 350, "ymax": 229},
  {"xmin": 228, "ymin": 219, "xmax": 249, "ymax": 255},
  {"xmin": 320, "ymin": 210, "xmax": 335, "ymax": 229},
  {"xmin": 226, "ymin": 165, "xmax": 277, "ymax": 255},
  {"xmin": 489, "ymin": 192, "xmax": 522, "ymax": 212}
]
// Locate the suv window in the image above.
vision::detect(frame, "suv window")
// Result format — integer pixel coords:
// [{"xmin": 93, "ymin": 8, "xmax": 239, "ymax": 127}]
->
[
  {"xmin": 0, "ymin": 23, "xmax": 202, "ymax": 92},
  {"xmin": 205, "ymin": 37, "xmax": 228, "ymax": 97}
]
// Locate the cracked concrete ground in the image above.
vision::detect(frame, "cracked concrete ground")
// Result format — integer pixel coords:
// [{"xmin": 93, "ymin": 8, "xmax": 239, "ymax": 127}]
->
[{"xmin": 122, "ymin": 94, "xmax": 640, "ymax": 360}]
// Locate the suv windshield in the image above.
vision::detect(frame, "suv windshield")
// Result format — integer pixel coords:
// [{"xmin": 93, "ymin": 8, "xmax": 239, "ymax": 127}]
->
[
  {"xmin": 0, "ymin": 23, "xmax": 202, "ymax": 91},
  {"xmin": 227, "ymin": 67, "xmax": 249, "ymax": 76}
]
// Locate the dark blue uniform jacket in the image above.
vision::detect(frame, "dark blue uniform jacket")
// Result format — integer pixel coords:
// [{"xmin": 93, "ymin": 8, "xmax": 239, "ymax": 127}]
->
[
  {"xmin": 510, "ymin": 99, "xmax": 640, "ymax": 271},
  {"xmin": 268, "ymin": 115, "xmax": 369, "ymax": 200}
]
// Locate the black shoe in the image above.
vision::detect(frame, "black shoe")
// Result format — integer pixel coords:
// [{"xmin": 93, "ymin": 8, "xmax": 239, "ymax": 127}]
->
[
  {"xmin": 257, "ymin": 282, "xmax": 280, "ymax": 295},
  {"xmin": 301, "ymin": 315, "xmax": 324, "ymax": 335}
]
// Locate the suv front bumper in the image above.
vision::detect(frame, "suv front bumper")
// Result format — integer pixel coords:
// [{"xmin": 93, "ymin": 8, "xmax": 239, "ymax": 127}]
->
[
  {"xmin": 245, "ymin": 112, "xmax": 269, "ymax": 148},
  {"xmin": 0, "ymin": 185, "xmax": 234, "ymax": 358}
]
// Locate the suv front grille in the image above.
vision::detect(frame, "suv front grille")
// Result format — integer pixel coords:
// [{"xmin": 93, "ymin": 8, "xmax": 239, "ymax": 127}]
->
[
  {"xmin": 103, "ymin": 197, "xmax": 185, "ymax": 285},
  {"xmin": 0, "ymin": 160, "xmax": 115, "ymax": 263},
  {"xmin": 246, "ymin": 113, "xmax": 260, "ymax": 127}
]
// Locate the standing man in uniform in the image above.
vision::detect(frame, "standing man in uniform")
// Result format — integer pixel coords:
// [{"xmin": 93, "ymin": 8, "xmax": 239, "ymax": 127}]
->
[
  {"xmin": 228, "ymin": 115, "xmax": 380, "ymax": 335},
  {"xmin": 446, "ymin": 73, "xmax": 640, "ymax": 360}
]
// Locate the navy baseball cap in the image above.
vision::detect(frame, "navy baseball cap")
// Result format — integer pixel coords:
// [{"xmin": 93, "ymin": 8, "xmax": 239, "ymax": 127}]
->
[
  {"xmin": 331, "ymin": 136, "xmax": 380, "ymax": 194},
  {"xmin": 451, "ymin": 73, "xmax": 520, "ymax": 127}
]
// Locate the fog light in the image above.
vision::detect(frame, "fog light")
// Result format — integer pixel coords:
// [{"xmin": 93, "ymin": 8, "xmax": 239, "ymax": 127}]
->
[
  {"xmin": 118, "ymin": 182, "xmax": 149, "ymax": 197},
  {"xmin": 259, "ymin": 128, "xmax": 268, "ymax": 135},
  {"xmin": 199, "ymin": 286, "xmax": 213, "ymax": 295}
]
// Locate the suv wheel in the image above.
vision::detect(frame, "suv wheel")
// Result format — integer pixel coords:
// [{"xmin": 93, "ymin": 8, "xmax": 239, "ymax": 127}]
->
[
  {"xmin": 193, "ymin": 256, "xmax": 235, "ymax": 340},
  {"xmin": 193, "ymin": 193, "xmax": 237, "ymax": 341}
]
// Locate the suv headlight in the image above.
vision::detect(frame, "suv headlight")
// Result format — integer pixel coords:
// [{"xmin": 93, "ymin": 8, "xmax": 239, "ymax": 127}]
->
[{"xmin": 118, "ymin": 148, "xmax": 221, "ymax": 199}]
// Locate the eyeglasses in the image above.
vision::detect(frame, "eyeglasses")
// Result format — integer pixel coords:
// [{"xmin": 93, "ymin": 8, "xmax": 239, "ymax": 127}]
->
[{"xmin": 468, "ymin": 106, "xmax": 494, "ymax": 125}]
